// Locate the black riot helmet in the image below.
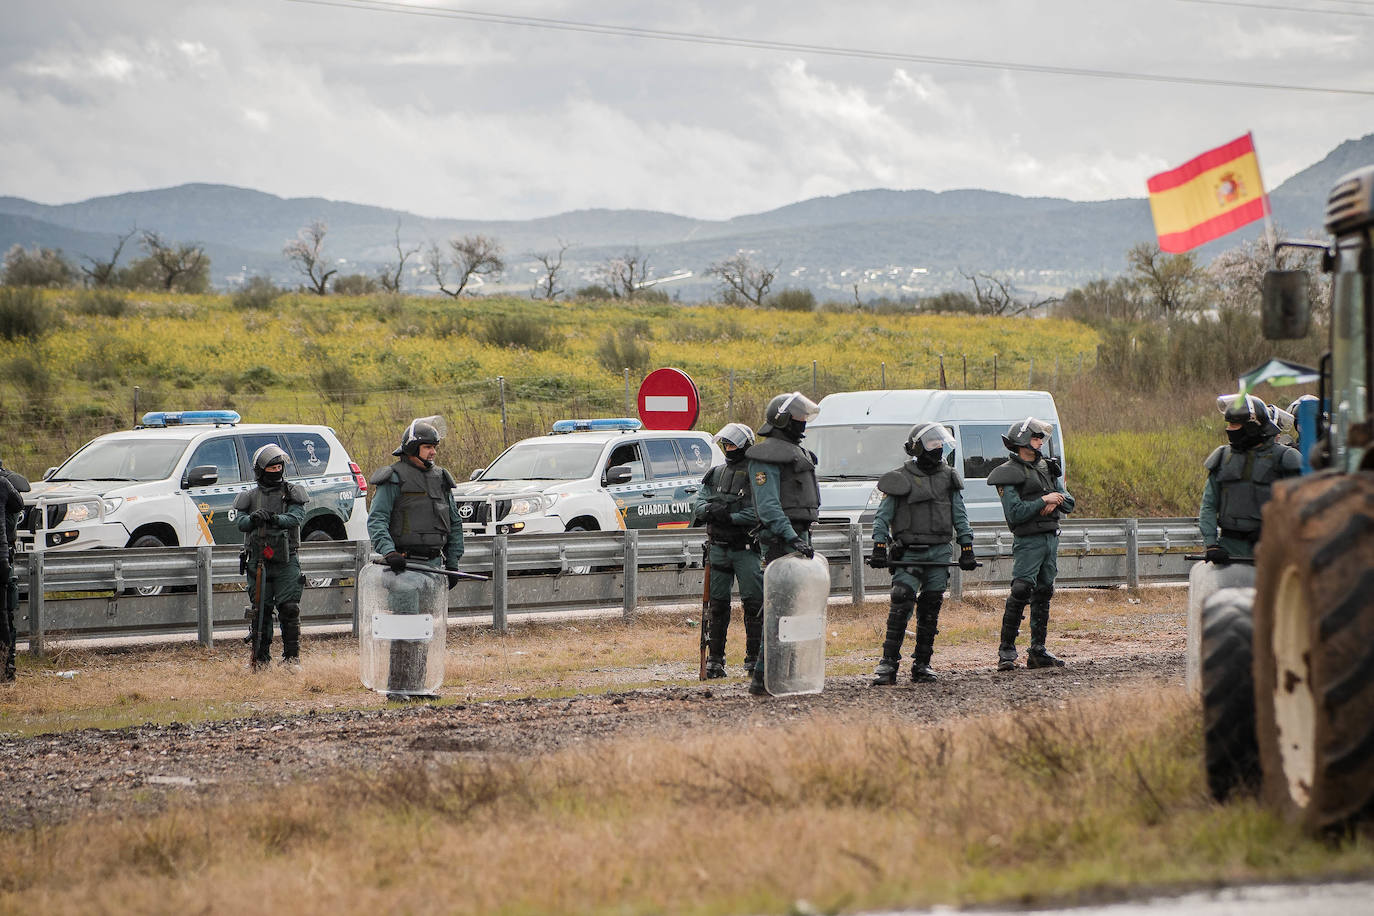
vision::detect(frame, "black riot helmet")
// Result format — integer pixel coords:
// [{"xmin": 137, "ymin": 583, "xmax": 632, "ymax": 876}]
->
[
  {"xmin": 1002, "ymin": 417, "xmax": 1053, "ymax": 453},
  {"xmin": 759, "ymin": 391, "xmax": 820, "ymax": 439},
  {"xmin": 393, "ymin": 419, "xmax": 443, "ymax": 458},
  {"xmin": 904, "ymin": 422, "xmax": 956, "ymax": 462},
  {"xmin": 714, "ymin": 422, "xmax": 756, "ymax": 462},
  {"xmin": 1216, "ymin": 393, "xmax": 1280, "ymax": 437},
  {"xmin": 252, "ymin": 444, "xmax": 289, "ymax": 484}
]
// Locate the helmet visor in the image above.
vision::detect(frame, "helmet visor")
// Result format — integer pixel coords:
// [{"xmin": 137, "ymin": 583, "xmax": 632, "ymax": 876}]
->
[
  {"xmin": 776, "ymin": 392, "xmax": 820, "ymax": 423},
  {"xmin": 1217, "ymin": 393, "xmax": 1263, "ymax": 424},
  {"xmin": 1017, "ymin": 417, "xmax": 1053, "ymax": 442},
  {"xmin": 714, "ymin": 422, "xmax": 755, "ymax": 450},
  {"xmin": 912, "ymin": 422, "xmax": 956, "ymax": 458}
]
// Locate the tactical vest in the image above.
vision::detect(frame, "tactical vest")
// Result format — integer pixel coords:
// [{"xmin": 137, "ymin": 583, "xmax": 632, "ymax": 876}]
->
[
  {"xmin": 704, "ymin": 461, "xmax": 753, "ymax": 542},
  {"xmin": 987, "ymin": 456, "xmax": 1060, "ymax": 536},
  {"xmin": 881, "ymin": 461, "xmax": 959, "ymax": 546},
  {"xmin": 383, "ymin": 459, "xmax": 453, "ymax": 556},
  {"xmin": 747, "ymin": 436, "xmax": 820, "ymax": 524},
  {"xmin": 234, "ymin": 483, "xmax": 307, "ymax": 563},
  {"xmin": 1206, "ymin": 443, "xmax": 1288, "ymax": 536}
]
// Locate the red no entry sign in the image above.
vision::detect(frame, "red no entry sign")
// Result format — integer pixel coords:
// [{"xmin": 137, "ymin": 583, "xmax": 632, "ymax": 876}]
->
[{"xmin": 637, "ymin": 367, "xmax": 700, "ymax": 430}]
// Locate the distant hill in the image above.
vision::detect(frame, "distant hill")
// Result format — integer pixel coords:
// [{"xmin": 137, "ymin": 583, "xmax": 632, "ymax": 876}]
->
[{"xmin": 2, "ymin": 133, "xmax": 1370, "ymax": 300}]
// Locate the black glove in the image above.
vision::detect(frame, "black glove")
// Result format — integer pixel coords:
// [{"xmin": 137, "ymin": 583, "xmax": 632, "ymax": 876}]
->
[
  {"xmin": 789, "ymin": 538, "xmax": 814, "ymax": 559},
  {"xmin": 250, "ymin": 507, "xmax": 273, "ymax": 524},
  {"xmin": 445, "ymin": 565, "xmax": 460, "ymax": 590},
  {"xmin": 707, "ymin": 505, "xmax": 733, "ymax": 526},
  {"xmin": 958, "ymin": 544, "xmax": 978, "ymax": 570},
  {"xmin": 868, "ymin": 543, "xmax": 888, "ymax": 569},
  {"xmin": 384, "ymin": 551, "xmax": 407, "ymax": 573},
  {"xmin": 1204, "ymin": 544, "xmax": 1229, "ymax": 565}
]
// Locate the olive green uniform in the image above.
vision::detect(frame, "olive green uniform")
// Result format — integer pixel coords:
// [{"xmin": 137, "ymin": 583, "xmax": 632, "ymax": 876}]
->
[
  {"xmin": 1198, "ymin": 439, "xmax": 1301, "ymax": 559},
  {"xmin": 235, "ymin": 482, "xmax": 307, "ymax": 664},
  {"xmin": 692, "ymin": 458, "xmax": 763, "ymax": 674}
]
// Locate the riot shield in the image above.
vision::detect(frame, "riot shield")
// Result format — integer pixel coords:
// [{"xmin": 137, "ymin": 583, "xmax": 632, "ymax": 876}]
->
[
  {"xmin": 761, "ymin": 552, "xmax": 829, "ymax": 696},
  {"xmin": 358, "ymin": 559, "xmax": 448, "ymax": 697}
]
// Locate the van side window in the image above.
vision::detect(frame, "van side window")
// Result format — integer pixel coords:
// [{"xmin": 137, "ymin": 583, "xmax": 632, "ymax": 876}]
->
[
  {"xmin": 187, "ymin": 438, "xmax": 243, "ymax": 486},
  {"xmin": 675, "ymin": 437, "xmax": 712, "ymax": 473},
  {"xmin": 960, "ymin": 425, "xmax": 1009, "ymax": 480},
  {"xmin": 643, "ymin": 439, "xmax": 684, "ymax": 480},
  {"xmin": 607, "ymin": 443, "xmax": 645, "ymax": 483}
]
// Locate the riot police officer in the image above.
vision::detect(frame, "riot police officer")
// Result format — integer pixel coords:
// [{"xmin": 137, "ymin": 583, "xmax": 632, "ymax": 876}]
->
[
  {"xmin": 986, "ymin": 418, "xmax": 1075, "ymax": 671},
  {"xmin": 692, "ymin": 422, "xmax": 763, "ymax": 678},
  {"xmin": 1199, "ymin": 393, "xmax": 1301, "ymax": 564},
  {"xmin": 235, "ymin": 445, "xmax": 307, "ymax": 669},
  {"xmin": 0, "ymin": 458, "xmax": 25, "ymax": 682},
  {"xmin": 746, "ymin": 391, "xmax": 821, "ymax": 696},
  {"xmin": 868, "ymin": 423, "xmax": 977, "ymax": 685},
  {"xmin": 367, "ymin": 419, "xmax": 464, "ymax": 698}
]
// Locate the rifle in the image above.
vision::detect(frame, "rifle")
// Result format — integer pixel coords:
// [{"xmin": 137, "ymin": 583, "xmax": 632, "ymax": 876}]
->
[
  {"xmin": 864, "ymin": 557, "xmax": 984, "ymax": 569},
  {"xmin": 1185, "ymin": 554, "xmax": 1256, "ymax": 565},
  {"xmin": 698, "ymin": 541, "xmax": 711, "ymax": 680},
  {"xmin": 371, "ymin": 558, "xmax": 490, "ymax": 581},
  {"xmin": 250, "ymin": 520, "xmax": 271, "ymax": 671}
]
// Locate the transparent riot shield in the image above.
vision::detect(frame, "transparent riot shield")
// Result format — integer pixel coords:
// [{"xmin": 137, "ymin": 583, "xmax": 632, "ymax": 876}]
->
[
  {"xmin": 358, "ymin": 560, "xmax": 448, "ymax": 697},
  {"xmin": 761, "ymin": 552, "xmax": 830, "ymax": 696}
]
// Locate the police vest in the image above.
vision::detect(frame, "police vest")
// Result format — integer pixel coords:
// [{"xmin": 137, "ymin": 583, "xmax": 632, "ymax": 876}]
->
[
  {"xmin": 986, "ymin": 455, "xmax": 1061, "ymax": 536},
  {"xmin": 878, "ymin": 460, "xmax": 961, "ymax": 546},
  {"xmin": 746, "ymin": 436, "xmax": 820, "ymax": 524},
  {"xmin": 1205, "ymin": 441, "xmax": 1300, "ymax": 535},
  {"xmin": 703, "ymin": 461, "xmax": 753, "ymax": 542},
  {"xmin": 233, "ymin": 482, "xmax": 307, "ymax": 563},
  {"xmin": 371, "ymin": 460, "xmax": 454, "ymax": 556}
]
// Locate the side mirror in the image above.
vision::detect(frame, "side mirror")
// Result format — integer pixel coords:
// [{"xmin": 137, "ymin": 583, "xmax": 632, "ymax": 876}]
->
[
  {"xmin": 469, "ymin": 468, "xmax": 485, "ymax": 481},
  {"xmin": 43, "ymin": 467, "xmax": 57, "ymax": 480},
  {"xmin": 1261, "ymin": 270, "xmax": 1311, "ymax": 340},
  {"xmin": 183, "ymin": 465, "xmax": 219, "ymax": 488},
  {"xmin": 604, "ymin": 465, "xmax": 632, "ymax": 485}
]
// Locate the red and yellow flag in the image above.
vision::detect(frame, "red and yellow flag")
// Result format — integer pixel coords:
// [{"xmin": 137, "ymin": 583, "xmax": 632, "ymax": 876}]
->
[{"xmin": 1146, "ymin": 133, "xmax": 1269, "ymax": 253}]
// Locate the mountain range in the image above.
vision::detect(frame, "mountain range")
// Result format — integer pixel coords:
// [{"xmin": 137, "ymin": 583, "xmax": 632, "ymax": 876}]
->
[{"xmin": 2, "ymin": 133, "xmax": 1370, "ymax": 302}]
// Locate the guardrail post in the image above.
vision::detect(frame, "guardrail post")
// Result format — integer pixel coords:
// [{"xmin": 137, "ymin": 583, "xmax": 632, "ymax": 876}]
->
[
  {"xmin": 622, "ymin": 529, "xmax": 639, "ymax": 619},
  {"xmin": 1125, "ymin": 518, "xmax": 1140, "ymax": 590},
  {"xmin": 949, "ymin": 537, "xmax": 964, "ymax": 602},
  {"xmin": 492, "ymin": 535, "xmax": 508, "ymax": 634},
  {"xmin": 27, "ymin": 551, "xmax": 44, "ymax": 657},
  {"xmin": 196, "ymin": 546, "xmax": 214, "ymax": 647},
  {"xmin": 848, "ymin": 523, "xmax": 864, "ymax": 604},
  {"xmin": 352, "ymin": 541, "xmax": 370, "ymax": 638}
]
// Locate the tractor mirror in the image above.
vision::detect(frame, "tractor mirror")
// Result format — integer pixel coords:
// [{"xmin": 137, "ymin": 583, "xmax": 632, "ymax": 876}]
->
[{"xmin": 1261, "ymin": 270, "xmax": 1311, "ymax": 340}]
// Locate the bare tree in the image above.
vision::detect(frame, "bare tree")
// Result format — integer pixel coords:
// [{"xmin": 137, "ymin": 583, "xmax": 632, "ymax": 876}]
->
[
  {"xmin": 377, "ymin": 220, "xmax": 420, "ymax": 293},
  {"xmin": 604, "ymin": 248, "xmax": 651, "ymax": 299},
  {"xmin": 530, "ymin": 239, "xmax": 571, "ymax": 300},
  {"xmin": 283, "ymin": 220, "xmax": 336, "ymax": 295},
  {"xmin": 429, "ymin": 234, "xmax": 504, "ymax": 297},
  {"xmin": 80, "ymin": 226, "xmax": 137, "ymax": 288},
  {"xmin": 1126, "ymin": 242, "xmax": 1204, "ymax": 321},
  {"xmin": 706, "ymin": 252, "xmax": 778, "ymax": 306},
  {"xmin": 960, "ymin": 269, "xmax": 1058, "ymax": 316},
  {"xmin": 140, "ymin": 231, "xmax": 210, "ymax": 292}
]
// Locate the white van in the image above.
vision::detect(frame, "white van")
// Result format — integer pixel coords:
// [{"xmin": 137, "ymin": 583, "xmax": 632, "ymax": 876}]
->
[{"xmin": 808, "ymin": 390, "xmax": 1065, "ymax": 525}]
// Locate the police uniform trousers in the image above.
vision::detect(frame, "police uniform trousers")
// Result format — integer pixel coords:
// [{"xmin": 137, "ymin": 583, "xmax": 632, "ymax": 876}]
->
[
  {"xmin": 1010, "ymin": 532, "xmax": 1058, "ymax": 588},
  {"xmin": 706, "ymin": 542, "xmax": 763, "ymax": 662},
  {"xmin": 246, "ymin": 556, "xmax": 303, "ymax": 662},
  {"xmin": 386, "ymin": 555, "xmax": 442, "ymax": 693},
  {"xmin": 891, "ymin": 542, "xmax": 953, "ymax": 594}
]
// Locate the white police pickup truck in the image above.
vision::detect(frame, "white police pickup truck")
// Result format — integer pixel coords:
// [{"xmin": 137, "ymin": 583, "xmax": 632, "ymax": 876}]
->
[
  {"xmin": 19, "ymin": 410, "xmax": 370, "ymax": 557},
  {"xmin": 453, "ymin": 418, "xmax": 723, "ymax": 536}
]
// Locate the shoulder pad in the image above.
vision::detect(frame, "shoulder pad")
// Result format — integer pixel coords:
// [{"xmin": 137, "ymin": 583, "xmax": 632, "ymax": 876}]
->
[
  {"xmin": 440, "ymin": 468, "xmax": 456, "ymax": 489},
  {"xmin": 286, "ymin": 483, "xmax": 309, "ymax": 505},
  {"xmin": 745, "ymin": 437, "xmax": 793, "ymax": 465},
  {"xmin": 701, "ymin": 466, "xmax": 718, "ymax": 487},
  {"xmin": 3, "ymin": 470, "xmax": 30, "ymax": 493},
  {"xmin": 1279, "ymin": 447, "xmax": 1303, "ymax": 473},
  {"xmin": 1203, "ymin": 446, "xmax": 1228, "ymax": 471},
  {"xmin": 369, "ymin": 465, "xmax": 400, "ymax": 487},
  {"xmin": 985, "ymin": 461, "xmax": 1025, "ymax": 487},
  {"xmin": 232, "ymin": 490, "xmax": 253, "ymax": 511},
  {"xmin": 877, "ymin": 469, "xmax": 911, "ymax": 496},
  {"xmin": 950, "ymin": 467, "xmax": 965, "ymax": 491}
]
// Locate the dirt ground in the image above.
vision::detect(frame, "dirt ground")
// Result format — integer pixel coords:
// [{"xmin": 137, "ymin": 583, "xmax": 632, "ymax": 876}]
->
[{"xmin": 0, "ymin": 589, "xmax": 1189, "ymax": 831}]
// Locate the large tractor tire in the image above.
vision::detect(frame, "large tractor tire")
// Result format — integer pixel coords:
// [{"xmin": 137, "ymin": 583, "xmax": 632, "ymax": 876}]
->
[
  {"xmin": 1252, "ymin": 471, "xmax": 1374, "ymax": 831},
  {"xmin": 1201, "ymin": 586, "xmax": 1259, "ymax": 802}
]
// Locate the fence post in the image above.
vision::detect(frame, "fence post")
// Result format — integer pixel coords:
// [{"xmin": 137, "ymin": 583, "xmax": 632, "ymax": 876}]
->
[
  {"xmin": 993, "ymin": 354, "xmax": 998, "ymax": 389},
  {"xmin": 962, "ymin": 355, "xmax": 967, "ymax": 388},
  {"xmin": 624, "ymin": 368, "xmax": 631, "ymax": 415},
  {"xmin": 728, "ymin": 368, "xmax": 735, "ymax": 416},
  {"xmin": 196, "ymin": 545, "xmax": 214, "ymax": 647},
  {"xmin": 949, "ymin": 537, "xmax": 964, "ymax": 601},
  {"xmin": 1125, "ymin": 518, "xmax": 1140, "ymax": 590},
  {"xmin": 352, "ymin": 540, "xmax": 370, "ymax": 638},
  {"xmin": 849, "ymin": 523, "xmax": 865, "ymax": 604},
  {"xmin": 812, "ymin": 360, "xmax": 818, "ymax": 398},
  {"xmin": 498, "ymin": 376, "xmax": 508, "ymax": 447},
  {"xmin": 27, "ymin": 552, "xmax": 44, "ymax": 657},
  {"xmin": 622, "ymin": 529, "xmax": 639, "ymax": 619},
  {"xmin": 1029, "ymin": 356, "xmax": 1034, "ymax": 388},
  {"xmin": 492, "ymin": 535, "xmax": 508, "ymax": 634},
  {"xmin": 880, "ymin": 362, "xmax": 886, "ymax": 388}
]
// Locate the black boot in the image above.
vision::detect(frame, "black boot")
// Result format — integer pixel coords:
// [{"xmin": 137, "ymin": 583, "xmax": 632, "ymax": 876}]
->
[
  {"xmin": 998, "ymin": 579, "xmax": 1033, "ymax": 671},
  {"xmin": 1, "ymin": 605, "xmax": 15, "ymax": 682},
  {"xmin": 707, "ymin": 596, "xmax": 731, "ymax": 675},
  {"xmin": 279, "ymin": 601, "xmax": 302, "ymax": 667},
  {"xmin": 705, "ymin": 655, "xmax": 727, "ymax": 679},
  {"xmin": 748, "ymin": 661, "xmax": 769, "ymax": 696},
  {"xmin": 873, "ymin": 593, "xmax": 914, "ymax": 686},
  {"xmin": 910, "ymin": 592, "xmax": 942, "ymax": 682},
  {"xmin": 1027, "ymin": 586, "xmax": 1065, "ymax": 668},
  {"xmin": 742, "ymin": 597, "xmax": 762, "ymax": 676}
]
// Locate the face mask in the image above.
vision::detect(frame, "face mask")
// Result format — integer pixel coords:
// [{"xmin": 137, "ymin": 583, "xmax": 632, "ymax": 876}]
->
[
  {"xmin": 726, "ymin": 447, "xmax": 748, "ymax": 464},
  {"xmin": 915, "ymin": 449, "xmax": 943, "ymax": 471},
  {"xmin": 261, "ymin": 469, "xmax": 284, "ymax": 486},
  {"xmin": 1227, "ymin": 425, "xmax": 1264, "ymax": 450}
]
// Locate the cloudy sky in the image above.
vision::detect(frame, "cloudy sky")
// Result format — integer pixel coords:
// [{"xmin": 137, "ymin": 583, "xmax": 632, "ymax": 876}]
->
[{"xmin": 3, "ymin": 0, "xmax": 1372, "ymax": 221}]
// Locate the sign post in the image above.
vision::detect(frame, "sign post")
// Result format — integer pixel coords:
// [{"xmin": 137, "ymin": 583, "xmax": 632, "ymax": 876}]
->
[{"xmin": 637, "ymin": 368, "xmax": 700, "ymax": 430}]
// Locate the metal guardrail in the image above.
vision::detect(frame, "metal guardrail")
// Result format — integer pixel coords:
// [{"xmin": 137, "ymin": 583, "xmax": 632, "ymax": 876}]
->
[{"xmin": 12, "ymin": 518, "xmax": 1205, "ymax": 652}]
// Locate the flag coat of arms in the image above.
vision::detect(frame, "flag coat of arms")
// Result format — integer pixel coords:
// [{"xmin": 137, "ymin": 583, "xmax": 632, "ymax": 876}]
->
[{"xmin": 1147, "ymin": 133, "xmax": 1269, "ymax": 253}]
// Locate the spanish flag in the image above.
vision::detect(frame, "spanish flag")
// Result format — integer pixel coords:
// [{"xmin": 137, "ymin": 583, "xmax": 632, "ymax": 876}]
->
[{"xmin": 1146, "ymin": 133, "xmax": 1269, "ymax": 253}]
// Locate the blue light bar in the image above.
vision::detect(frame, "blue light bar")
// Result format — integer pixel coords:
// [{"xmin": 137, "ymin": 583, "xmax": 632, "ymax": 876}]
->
[
  {"xmin": 550, "ymin": 418, "xmax": 642, "ymax": 434},
  {"xmin": 141, "ymin": 410, "xmax": 242, "ymax": 428}
]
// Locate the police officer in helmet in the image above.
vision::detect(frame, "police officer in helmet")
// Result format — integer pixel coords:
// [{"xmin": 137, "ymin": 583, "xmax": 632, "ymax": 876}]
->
[
  {"xmin": 746, "ymin": 391, "xmax": 821, "ymax": 695},
  {"xmin": 0, "ymin": 456, "xmax": 26, "ymax": 682},
  {"xmin": 235, "ymin": 444, "xmax": 308, "ymax": 669},
  {"xmin": 1199, "ymin": 394, "xmax": 1301, "ymax": 564},
  {"xmin": 868, "ymin": 422, "xmax": 976, "ymax": 685},
  {"xmin": 692, "ymin": 422, "xmax": 763, "ymax": 678},
  {"xmin": 367, "ymin": 418, "xmax": 465, "ymax": 698},
  {"xmin": 986, "ymin": 417, "xmax": 1074, "ymax": 671}
]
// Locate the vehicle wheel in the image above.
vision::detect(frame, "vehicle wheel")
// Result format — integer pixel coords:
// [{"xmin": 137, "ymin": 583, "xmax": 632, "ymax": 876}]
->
[
  {"xmin": 564, "ymin": 524, "xmax": 593, "ymax": 575},
  {"xmin": 1252, "ymin": 471, "xmax": 1374, "ymax": 831},
  {"xmin": 128, "ymin": 534, "xmax": 169, "ymax": 596},
  {"xmin": 1200, "ymin": 586, "xmax": 1259, "ymax": 802},
  {"xmin": 303, "ymin": 529, "xmax": 336, "ymax": 588}
]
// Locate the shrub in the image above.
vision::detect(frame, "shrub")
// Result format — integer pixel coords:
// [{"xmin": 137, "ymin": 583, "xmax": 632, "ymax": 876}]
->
[
  {"xmin": 333, "ymin": 273, "xmax": 380, "ymax": 296},
  {"xmin": 314, "ymin": 364, "xmax": 365, "ymax": 405},
  {"xmin": 595, "ymin": 326, "xmax": 652, "ymax": 375},
  {"xmin": 477, "ymin": 314, "xmax": 561, "ymax": 351},
  {"xmin": 574, "ymin": 284, "xmax": 615, "ymax": 300},
  {"xmin": 766, "ymin": 288, "xmax": 816, "ymax": 312},
  {"xmin": 232, "ymin": 276, "xmax": 282, "ymax": 311},
  {"xmin": 2, "ymin": 244, "xmax": 76, "ymax": 288},
  {"xmin": 0, "ymin": 286, "xmax": 54, "ymax": 340},
  {"xmin": 4, "ymin": 352, "xmax": 56, "ymax": 401},
  {"xmin": 73, "ymin": 289, "xmax": 129, "ymax": 317}
]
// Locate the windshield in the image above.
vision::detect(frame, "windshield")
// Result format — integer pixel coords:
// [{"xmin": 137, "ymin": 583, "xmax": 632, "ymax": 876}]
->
[
  {"xmin": 51, "ymin": 438, "xmax": 187, "ymax": 482},
  {"xmin": 480, "ymin": 441, "xmax": 606, "ymax": 481},
  {"xmin": 810, "ymin": 424, "xmax": 912, "ymax": 479}
]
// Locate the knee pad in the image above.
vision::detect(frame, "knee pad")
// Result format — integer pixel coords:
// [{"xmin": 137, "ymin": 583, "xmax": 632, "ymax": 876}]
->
[
  {"xmin": 277, "ymin": 601, "xmax": 301, "ymax": 621},
  {"xmin": 1032, "ymin": 584, "xmax": 1054, "ymax": 602},
  {"xmin": 916, "ymin": 590, "xmax": 944, "ymax": 612},
  {"xmin": 1010, "ymin": 578, "xmax": 1035, "ymax": 602},
  {"xmin": 890, "ymin": 582, "xmax": 916, "ymax": 605}
]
